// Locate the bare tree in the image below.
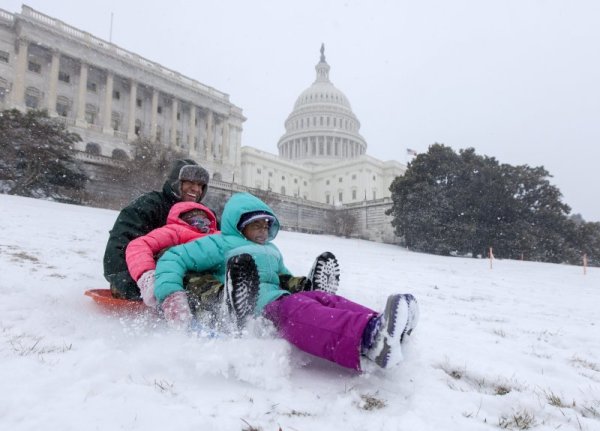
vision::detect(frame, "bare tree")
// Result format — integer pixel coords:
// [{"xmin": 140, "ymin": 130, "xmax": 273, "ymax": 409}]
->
[{"xmin": 325, "ymin": 208, "xmax": 358, "ymax": 237}]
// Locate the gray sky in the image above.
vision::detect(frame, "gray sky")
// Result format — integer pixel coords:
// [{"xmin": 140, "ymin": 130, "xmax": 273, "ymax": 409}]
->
[{"xmin": 5, "ymin": 0, "xmax": 600, "ymax": 221}]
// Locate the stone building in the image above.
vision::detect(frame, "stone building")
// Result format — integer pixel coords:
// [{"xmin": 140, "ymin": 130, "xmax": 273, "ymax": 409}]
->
[
  {"xmin": 239, "ymin": 45, "xmax": 405, "ymax": 205},
  {"xmin": 0, "ymin": 5, "xmax": 245, "ymax": 182}
]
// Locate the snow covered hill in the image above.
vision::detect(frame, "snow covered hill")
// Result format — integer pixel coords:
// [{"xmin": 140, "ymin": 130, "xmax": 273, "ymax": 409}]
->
[{"xmin": 0, "ymin": 194, "xmax": 598, "ymax": 431}]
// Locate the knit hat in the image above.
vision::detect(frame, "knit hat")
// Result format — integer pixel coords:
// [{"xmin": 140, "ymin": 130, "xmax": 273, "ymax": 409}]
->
[
  {"xmin": 179, "ymin": 165, "xmax": 209, "ymax": 185},
  {"xmin": 237, "ymin": 210, "xmax": 276, "ymax": 232}
]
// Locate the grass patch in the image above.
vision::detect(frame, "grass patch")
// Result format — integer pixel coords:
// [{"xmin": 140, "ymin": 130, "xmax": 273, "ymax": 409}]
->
[
  {"xmin": 498, "ymin": 408, "xmax": 536, "ymax": 429},
  {"xmin": 571, "ymin": 356, "xmax": 600, "ymax": 373},
  {"xmin": 358, "ymin": 392, "xmax": 387, "ymax": 411}
]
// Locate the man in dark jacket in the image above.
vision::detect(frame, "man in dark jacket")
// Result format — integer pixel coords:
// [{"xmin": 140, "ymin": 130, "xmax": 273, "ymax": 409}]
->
[{"xmin": 103, "ymin": 159, "xmax": 210, "ymax": 299}]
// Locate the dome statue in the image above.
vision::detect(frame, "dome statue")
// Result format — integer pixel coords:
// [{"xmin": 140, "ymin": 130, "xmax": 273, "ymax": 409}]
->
[{"xmin": 277, "ymin": 45, "xmax": 367, "ymax": 165}]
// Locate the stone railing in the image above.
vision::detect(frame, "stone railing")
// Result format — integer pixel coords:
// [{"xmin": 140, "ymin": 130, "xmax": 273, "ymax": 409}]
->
[
  {"xmin": 0, "ymin": 8, "xmax": 14, "ymax": 22},
  {"xmin": 73, "ymin": 151, "xmax": 125, "ymax": 167}
]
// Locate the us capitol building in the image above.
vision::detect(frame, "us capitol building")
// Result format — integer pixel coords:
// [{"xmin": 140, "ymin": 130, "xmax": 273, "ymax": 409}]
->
[{"xmin": 0, "ymin": 6, "xmax": 405, "ymax": 241}]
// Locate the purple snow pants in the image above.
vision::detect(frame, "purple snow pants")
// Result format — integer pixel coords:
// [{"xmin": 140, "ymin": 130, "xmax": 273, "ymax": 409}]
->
[{"xmin": 263, "ymin": 291, "xmax": 377, "ymax": 370}]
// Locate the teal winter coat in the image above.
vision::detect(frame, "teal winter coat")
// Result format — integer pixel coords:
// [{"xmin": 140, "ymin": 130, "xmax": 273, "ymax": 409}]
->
[{"xmin": 154, "ymin": 192, "xmax": 291, "ymax": 313}]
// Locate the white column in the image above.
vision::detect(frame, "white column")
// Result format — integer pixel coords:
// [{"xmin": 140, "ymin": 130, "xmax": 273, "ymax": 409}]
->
[
  {"xmin": 170, "ymin": 98, "xmax": 178, "ymax": 148},
  {"xmin": 46, "ymin": 50, "xmax": 60, "ymax": 116},
  {"xmin": 102, "ymin": 72, "xmax": 114, "ymax": 133},
  {"xmin": 75, "ymin": 62, "xmax": 88, "ymax": 126},
  {"xmin": 206, "ymin": 110, "xmax": 214, "ymax": 160},
  {"xmin": 11, "ymin": 38, "xmax": 28, "ymax": 108},
  {"xmin": 189, "ymin": 105, "xmax": 196, "ymax": 154},
  {"xmin": 127, "ymin": 80, "xmax": 137, "ymax": 141},
  {"xmin": 222, "ymin": 120, "xmax": 230, "ymax": 162},
  {"xmin": 150, "ymin": 88, "xmax": 158, "ymax": 140}
]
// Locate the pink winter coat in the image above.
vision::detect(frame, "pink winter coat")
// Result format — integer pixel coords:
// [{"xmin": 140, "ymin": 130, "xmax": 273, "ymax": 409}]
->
[{"xmin": 125, "ymin": 201, "xmax": 219, "ymax": 281}]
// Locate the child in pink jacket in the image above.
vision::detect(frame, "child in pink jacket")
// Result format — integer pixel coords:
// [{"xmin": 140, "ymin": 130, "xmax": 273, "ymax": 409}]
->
[{"xmin": 125, "ymin": 201, "xmax": 219, "ymax": 306}]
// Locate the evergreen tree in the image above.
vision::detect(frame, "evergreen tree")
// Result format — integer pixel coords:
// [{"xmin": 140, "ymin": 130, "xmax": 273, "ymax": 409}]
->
[
  {"xmin": 387, "ymin": 144, "xmax": 574, "ymax": 263},
  {"xmin": 0, "ymin": 109, "xmax": 87, "ymax": 202}
]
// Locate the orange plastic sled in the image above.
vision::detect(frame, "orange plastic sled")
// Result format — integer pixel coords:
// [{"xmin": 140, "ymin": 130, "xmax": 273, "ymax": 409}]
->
[{"xmin": 85, "ymin": 289, "xmax": 148, "ymax": 313}]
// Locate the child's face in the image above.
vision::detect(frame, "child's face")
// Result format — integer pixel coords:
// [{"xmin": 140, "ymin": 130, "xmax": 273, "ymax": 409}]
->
[
  {"xmin": 181, "ymin": 210, "xmax": 210, "ymax": 233},
  {"xmin": 242, "ymin": 219, "xmax": 270, "ymax": 244}
]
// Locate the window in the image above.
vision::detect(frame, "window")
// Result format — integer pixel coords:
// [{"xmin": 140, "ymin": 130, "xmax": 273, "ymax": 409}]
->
[
  {"xmin": 113, "ymin": 90, "xmax": 120, "ymax": 100},
  {"xmin": 372, "ymin": 191, "xmax": 376, "ymax": 200},
  {"xmin": 326, "ymin": 180, "xmax": 330, "ymax": 185},
  {"xmin": 0, "ymin": 78, "xmax": 8, "ymax": 102},
  {"xmin": 352, "ymin": 190, "xmax": 357, "ymax": 200},
  {"xmin": 157, "ymin": 106, "xmax": 162, "ymax": 114},
  {"xmin": 156, "ymin": 126, "xmax": 162, "ymax": 142},
  {"xmin": 338, "ymin": 192, "xmax": 343, "ymax": 203},
  {"xmin": 85, "ymin": 142, "xmax": 101, "ymax": 156},
  {"xmin": 268, "ymin": 172, "xmax": 273, "ymax": 177},
  {"xmin": 25, "ymin": 87, "xmax": 40, "ymax": 108},
  {"xmin": 177, "ymin": 112, "xmax": 181, "ymax": 121},
  {"xmin": 338, "ymin": 177, "xmax": 343, "ymax": 183},
  {"xmin": 257, "ymin": 168, "xmax": 261, "ymax": 174},
  {"xmin": 87, "ymin": 81, "xmax": 97, "ymax": 93},
  {"xmin": 280, "ymin": 186, "xmax": 286, "ymax": 195},
  {"xmin": 281, "ymin": 176, "xmax": 285, "ymax": 181},
  {"xmin": 111, "ymin": 112, "xmax": 121, "ymax": 131},
  {"xmin": 176, "ymin": 131, "xmax": 182, "ymax": 146},
  {"xmin": 0, "ymin": 50, "xmax": 8, "ymax": 63},
  {"xmin": 136, "ymin": 98, "xmax": 142, "ymax": 107},
  {"xmin": 112, "ymin": 149, "xmax": 129, "ymax": 161},
  {"xmin": 326, "ymin": 194, "xmax": 330, "ymax": 204},
  {"xmin": 134, "ymin": 119, "xmax": 142, "ymax": 135},
  {"xmin": 372, "ymin": 175, "xmax": 376, "ymax": 181},
  {"xmin": 352, "ymin": 174, "xmax": 356, "ymax": 180},
  {"xmin": 294, "ymin": 178, "xmax": 298, "ymax": 184},
  {"xmin": 56, "ymin": 96, "xmax": 70, "ymax": 117},
  {"xmin": 58, "ymin": 71, "xmax": 70, "ymax": 83},
  {"xmin": 28, "ymin": 61, "xmax": 41, "ymax": 73},
  {"xmin": 85, "ymin": 104, "xmax": 97, "ymax": 124},
  {"xmin": 303, "ymin": 181, "xmax": 307, "ymax": 186}
]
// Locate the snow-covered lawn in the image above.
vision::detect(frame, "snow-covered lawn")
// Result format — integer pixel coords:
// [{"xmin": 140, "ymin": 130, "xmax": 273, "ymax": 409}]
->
[{"xmin": 0, "ymin": 194, "xmax": 598, "ymax": 430}]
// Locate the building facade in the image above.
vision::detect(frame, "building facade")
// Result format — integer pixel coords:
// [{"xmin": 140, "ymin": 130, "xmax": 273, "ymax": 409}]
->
[{"xmin": 0, "ymin": 6, "xmax": 245, "ymax": 182}]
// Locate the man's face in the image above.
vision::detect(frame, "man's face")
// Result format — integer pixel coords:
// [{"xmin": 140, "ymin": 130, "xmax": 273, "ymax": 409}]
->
[
  {"xmin": 242, "ymin": 219, "xmax": 270, "ymax": 244},
  {"xmin": 180, "ymin": 180, "xmax": 204, "ymax": 202}
]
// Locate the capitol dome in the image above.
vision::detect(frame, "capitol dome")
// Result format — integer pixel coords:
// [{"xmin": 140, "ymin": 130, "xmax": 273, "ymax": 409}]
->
[{"xmin": 277, "ymin": 45, "xmax": 367, "ymax": 165}]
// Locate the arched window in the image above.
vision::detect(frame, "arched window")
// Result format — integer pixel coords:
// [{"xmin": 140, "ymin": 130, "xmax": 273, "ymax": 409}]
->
[
  {"xmin": 280, "ymin": 186, "xmax": 286, "ymax": 195},
  {"xmin": 213, "ymin": 172, "xmax": 222, "ymax": 181},
  {"xmin": 112, "ymin": 148, "xmax": 129, "ymax": 161},
  {"xmin": 85, "ymin": 142, "xmax": 101, "ymax": 156}
]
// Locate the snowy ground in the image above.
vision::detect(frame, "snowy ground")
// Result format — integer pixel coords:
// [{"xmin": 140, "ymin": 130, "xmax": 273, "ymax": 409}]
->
[{"xmin": 0, "ymin": 193, "xmax": 599, "ymax": 431}]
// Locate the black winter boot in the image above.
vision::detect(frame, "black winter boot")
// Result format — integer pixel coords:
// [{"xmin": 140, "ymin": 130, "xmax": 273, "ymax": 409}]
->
[
  {"xmin": 225, "ymin": 253, "xmax": 259, "ymax": 328},
  {"xmin": 308, "ymin": 252, "xmax": 340, "ymax": 294}
]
